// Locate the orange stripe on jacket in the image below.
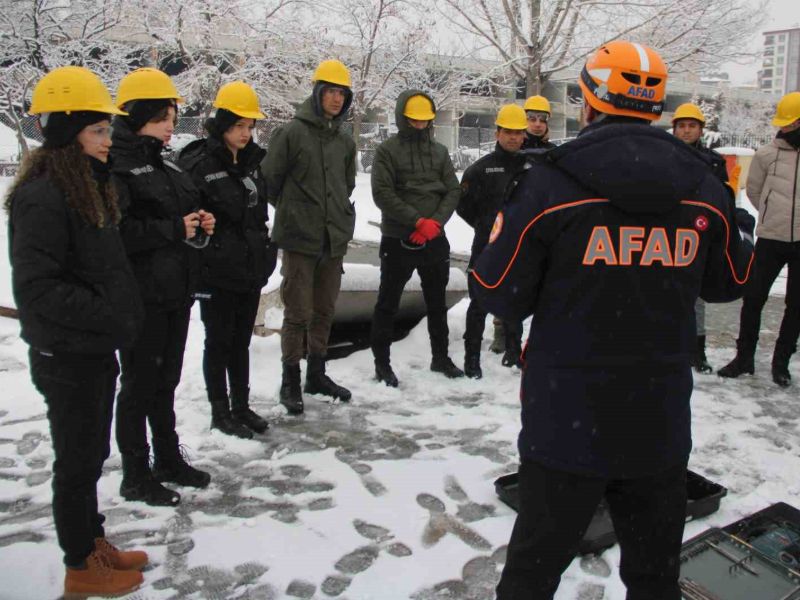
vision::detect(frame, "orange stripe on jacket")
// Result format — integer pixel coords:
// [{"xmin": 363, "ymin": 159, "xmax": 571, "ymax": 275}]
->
[
  {"xmin": 679, "ymin": 200, "xmax": 754, "ymax": 285},
  {"xmin": 471, "ymin": 198, "xmax": 754, "ymax": 289},
  {"xmin": 472, "ymin": 198, "xmax": 610, "ymax": 290}
]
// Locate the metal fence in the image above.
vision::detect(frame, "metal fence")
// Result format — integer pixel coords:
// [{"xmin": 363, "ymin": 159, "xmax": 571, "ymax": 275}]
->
[{"xmin": 0, "ymin": 113, "xmax": 779, "ymax": 177}]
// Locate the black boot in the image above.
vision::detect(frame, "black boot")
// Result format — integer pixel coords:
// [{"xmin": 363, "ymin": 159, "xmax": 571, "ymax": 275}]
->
[
  {"xmin": 280, "ymin": 362, "xmax": 304, "ymax": 415},
  {"xmin": 230, "ymin": 387, "xmax": 269, "ymax": 434},
  {"xmin": 718, "ymin": 341, "xmax": 755, "ymax": 379},
  {"xmin": 431, "ymin": 355, "xmax": 465, "ymax": 378},
  {"xmin": 772, "ymin": 343, "xmax": 794, "ymax": 388},
  {"xmin": 120, "ymin": 452, "xmax": 180, "ymax": 507},
  {"xmin": 375, "ymin": 361, "xmax": 399, "ymax": 387},
  {"xmin": 464, "ymin": 352, "xmax": 482, "ymax": 379},
  {"xmin": 692, "ymin": 335, "xmax": 713, "ymax": 374},
  {"xmin": 210, "ymin": 398, "xmax": 253, "ymax": 439},
  {"xmin": 304, "ymin": 355, "xmax": 352, "ymax": 401},
  {"xmin": 501, "ymin": 339, "xmax": 523, "ymax": 368},
  {"xmin": 152, "ymin": 435, "xmax": 211, "ymax": 489}
]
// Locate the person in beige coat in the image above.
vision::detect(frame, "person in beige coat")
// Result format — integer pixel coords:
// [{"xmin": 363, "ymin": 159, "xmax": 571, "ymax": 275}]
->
[{"xmin": 719, "ymin": 91, "xmax": 800, "ymax": 387}]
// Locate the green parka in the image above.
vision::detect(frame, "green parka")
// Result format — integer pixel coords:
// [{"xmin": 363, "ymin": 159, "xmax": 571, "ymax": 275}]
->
[
  {"xmin": 261, "ymin": 92, "xmax": 356, "ymax": 257},
  {"xmin": 371, "ymin": 90, "xmax": 461, "ymax": 238}
]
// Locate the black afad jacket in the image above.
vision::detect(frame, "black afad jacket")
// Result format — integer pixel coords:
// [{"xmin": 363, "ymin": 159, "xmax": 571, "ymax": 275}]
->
[
  {"xmin": 179, "ymin": 137, "xmax": 277, "ymax": 293},
  {"xmin": 472, "ymin": 120, "xmax": 754, "ymax": 478}
]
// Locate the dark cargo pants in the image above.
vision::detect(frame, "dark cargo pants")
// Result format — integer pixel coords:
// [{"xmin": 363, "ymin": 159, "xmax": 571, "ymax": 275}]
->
[
  {"xmin": 736, "ymin": 238, "xmax": 800, "ymax": 355},
  {"xmin": 199, "ymin": 287, "xmax": 261, "ymax": 402},
  {"xmin": 280, "ymin": 250, "xmax": 343, "ymax": 365},
  {"xmin": 371, "ymin": 235, "xmax": 451, "ymax": 364},
  {"xmin": 29, "ymin": 349, "xmax": 119, "ymax": 567},
  {"xmin": 116, "ymin": 304, "xmax": 191, "ymax": 460},
  {"xmin": 497, "ymin": 460, "xmax": 687, "ymax": 600}
]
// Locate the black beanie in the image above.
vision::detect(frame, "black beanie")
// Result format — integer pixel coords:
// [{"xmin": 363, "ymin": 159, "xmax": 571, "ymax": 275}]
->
[
  {"xmin": 204, "ymin": 108, "xmax": 241, "ymax": 139},
  {"xmin": 122, "ymin": 99, "xmax": 175, "ymax": 132},
  {"xmin": 40, "ymin": 111, "xmax": 109, "ymax": 149}
]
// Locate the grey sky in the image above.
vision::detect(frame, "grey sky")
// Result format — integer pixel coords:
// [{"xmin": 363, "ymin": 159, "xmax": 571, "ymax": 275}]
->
[{"xmin": 724, "ymin": 0, "xmax": 800, "ymax": 84}]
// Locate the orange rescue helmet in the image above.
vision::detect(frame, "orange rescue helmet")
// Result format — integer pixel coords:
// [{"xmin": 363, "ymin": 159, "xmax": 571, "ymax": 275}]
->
[{"xmin": 578, "ymin": 41, "xmax": 667, "ymax": 122}]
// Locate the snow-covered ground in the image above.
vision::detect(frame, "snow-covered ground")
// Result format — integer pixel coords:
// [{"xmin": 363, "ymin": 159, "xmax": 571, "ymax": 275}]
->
[{"xmin": 0, "ymin": 173, "xmax": 797, "ymax": 600}]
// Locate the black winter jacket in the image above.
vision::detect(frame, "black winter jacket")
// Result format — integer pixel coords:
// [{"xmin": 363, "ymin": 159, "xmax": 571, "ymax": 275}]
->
[
  {"xmin": 692, "ymin": 141, "xmax": 730, "ymax": 188},
  {"xmin": 457, "ymin": 143, "xmax": 527, "ymax": 264},
  {"xmin": 472, "ymin": 119, "xmax": 754, "ymax": 478},
  {"xmin": 111, "ymin": 118, "xmax": 201, "ymax": 310},
  {"xmin": 179, "ymin": 137, "xmax": 277, "ymax": 293},
  {"xmin": 9, "ymin": 172, "xmax": 144, "ymax": 355}
]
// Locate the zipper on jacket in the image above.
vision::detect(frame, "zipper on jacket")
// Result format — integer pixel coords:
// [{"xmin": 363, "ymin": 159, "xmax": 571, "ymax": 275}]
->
[
  {"xmin": 761, "ymin": 191, "xmax": 771, "ymax": 225},
  {"xmin": 792, "ymin": 150, "xmax": 799, "ymax": 243}
]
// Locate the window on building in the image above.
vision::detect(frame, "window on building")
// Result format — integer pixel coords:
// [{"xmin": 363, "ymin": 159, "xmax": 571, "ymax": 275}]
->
[
  {"xmin": 765, "ymin": 47, "xmax": 774, "ymax": 57},
  {"xmin": 779, "ymin": 33, "xmax": 786, "ymax": 41},
  {"xmin": 778, "ymin": 56, "xmax": 785, "ymax": 64},
  {"xmin": 765, "ymin": 35, "xmax": 775, "ymax": 45},
  {"xmin": 763, "ymin": 79, "xmax": 772, "ymax": 87},
  {"xmin": 763, "ymin": 69, "xmax": 773, "ymax": 77},
  {"xmin": 777, "ymin": 67, "xmax": 784, "ymax": 76}
]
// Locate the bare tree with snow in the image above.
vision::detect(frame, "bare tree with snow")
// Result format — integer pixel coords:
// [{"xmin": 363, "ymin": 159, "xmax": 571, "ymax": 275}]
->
[
  {"xmin": 439, "ymin": 0, "xmax": 769, "ymax": 96},
  {"xmin": 0, "ymin": 0, "xmax": 133, "ymax": 157}
]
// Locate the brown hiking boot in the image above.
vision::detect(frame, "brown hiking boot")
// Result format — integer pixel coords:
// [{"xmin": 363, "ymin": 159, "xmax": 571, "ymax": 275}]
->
[
  {"xmin": 64, "ymin": 549, "xmax": 143, "ymax": 598},
  {"xmin": 95, "ymin": 537, "xmax": 149, "ymax": 571}
]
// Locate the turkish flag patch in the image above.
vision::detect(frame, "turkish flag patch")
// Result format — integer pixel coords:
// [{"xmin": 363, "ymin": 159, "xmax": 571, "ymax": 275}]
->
[
  {"xmin": 694, "ymin": 215, "xmax": 709, "ymax": 232},
  {"xmin": 489, "ymin": 212, "xmax": 504, "ymax": 243}
]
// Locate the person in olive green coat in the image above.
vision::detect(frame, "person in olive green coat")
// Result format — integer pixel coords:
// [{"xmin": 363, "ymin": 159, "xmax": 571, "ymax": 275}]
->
[
  {"xmin": 261, "ymin": 59, "xmax": 357, "ymax": 415},
  {"xmin": 370, "ymin": 90, "xmax": 464, "ymax": 387}
]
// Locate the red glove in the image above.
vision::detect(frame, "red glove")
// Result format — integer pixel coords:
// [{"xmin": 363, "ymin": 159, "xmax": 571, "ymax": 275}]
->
[
  {"xmin": 415, "ymin": 218, "xmax": 441, "ymax": 241},
  {"xmin": 408, "ymin": 230, "xmax": 427, "ymax": 245}
]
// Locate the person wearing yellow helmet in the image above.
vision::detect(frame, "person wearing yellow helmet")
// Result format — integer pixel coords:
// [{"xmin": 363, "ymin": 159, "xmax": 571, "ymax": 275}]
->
[
  {"xmin": 472, "ymin": 41, "xmax": 755, "ymax": 598},
  {"xmin": 671, "ymin": 102, "xmax": 733, "ymax": 375},
  {"xmin": 522, "ymin": 95, "xmax": 556, "ymax": 150},
  {"xmin": 178, "ymin": 81, "xmax": 276, "ymax": 438},
  {"xmin": 719, "ymin": 91, "xmax": 800, "ymax": 388},
  {"xmin": 369, "ymin": 90, "xmax": 463, "ymax": 386},
  {"xmin": 457, "ymin": 104, "xmax": 528, "ymax": 378},
  {"xmin": 261, "ymin": 59, "xmax": 356, "ymax": 413},
  {"xmin": 110, "ymin": 68, "xmax": 213, "ymax": 507},
  {"xmin": 6, "ymin": 66, "xmax": 147, "ymax": 597}
]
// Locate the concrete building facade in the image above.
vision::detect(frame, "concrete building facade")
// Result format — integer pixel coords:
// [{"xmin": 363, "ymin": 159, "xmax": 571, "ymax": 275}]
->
[{"xmin": 759, "ymin": 28, "xmax": 800, "ymax": 96}]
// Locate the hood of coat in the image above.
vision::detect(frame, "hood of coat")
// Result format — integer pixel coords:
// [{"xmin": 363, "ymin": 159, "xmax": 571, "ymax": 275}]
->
[
  {"xmin": 394, "ymin": 89, "xmax": 437, "ymax": 140},
  {"xmin": 111, "ymin": 116, "xmax": 164, "ymax": 165},
  {"xmin": 548, "ymin": 118, "xmax": 712, "ymax": 214},
  {"xmin": 295, "ymin": 85, "xmax": 353, "ymax": 132},
  {"xmin": 180, "ymin": 136, "xmax": 265, "ymax": 177}
]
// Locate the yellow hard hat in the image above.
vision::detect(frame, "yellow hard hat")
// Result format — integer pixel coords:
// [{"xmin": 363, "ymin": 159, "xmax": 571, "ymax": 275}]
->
[
  {"xmin": 312, "ymin": 60, "xmax": 351, "ymax": 88},
  {"xmin": 772, "ymin": 92, "xmax": 800, "ymax": 127},
  {"xmin": 495, "ymin": 104, "xmax": 527, "ymax": 130},
  {"xmin": 29, "ymin": 66, "xmax": 126, "ymax": 116},
  {"xmin": 213, "ymin": 81, "xmax": 265, "ymax": 119},
  {"xmin": 523, "ymin": 95, "xmax": 551, "ymax": 113},
  {"xmin": 671, "ymin": 103, "xmax": 705, "ymax": 125},
  {"xmin": 115, "ymin": 68, "xmax": 184, "ymax": 108},
  {"xmin": 403, "ymin": 95, "xmax": 435, "ymax": 120}
]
